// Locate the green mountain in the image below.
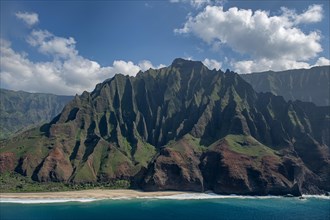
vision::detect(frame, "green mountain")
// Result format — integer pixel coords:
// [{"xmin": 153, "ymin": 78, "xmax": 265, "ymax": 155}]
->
[
  {"xmin": 0, "ymin": 89, "xmax": 73, "ymax": 139},
  {"xmin": 241, "ymin": 66, "xmax": 330, "ymax": 106},
  {"xmin": 1, "ymin": 59, "xmax": 329, "ymax": 195}
]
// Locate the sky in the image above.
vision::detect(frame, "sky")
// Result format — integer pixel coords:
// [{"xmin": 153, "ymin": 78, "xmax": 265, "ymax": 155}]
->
[{"xmin": 0, "ymin": 0, "xmax": 329, "ymax": 95}]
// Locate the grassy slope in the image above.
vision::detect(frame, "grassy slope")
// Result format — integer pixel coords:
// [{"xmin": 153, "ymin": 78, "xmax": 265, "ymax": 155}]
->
[{"xmin": 223, "ymin": 134, "xmax": 278, "ymax": 158}]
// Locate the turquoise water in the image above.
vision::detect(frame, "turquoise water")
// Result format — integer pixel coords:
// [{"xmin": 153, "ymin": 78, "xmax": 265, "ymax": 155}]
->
[{"xmin": 1, "ymin": 197, "xmax": 329, "ymax": 220}]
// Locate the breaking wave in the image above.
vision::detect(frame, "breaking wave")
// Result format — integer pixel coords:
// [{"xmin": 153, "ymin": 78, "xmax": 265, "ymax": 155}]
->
[{"xmin": 1, "ymin": 193, "xmax": 329, "ymax": 204}]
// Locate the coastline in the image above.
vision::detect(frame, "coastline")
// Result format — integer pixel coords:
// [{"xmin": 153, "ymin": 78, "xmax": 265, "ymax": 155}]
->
[
  {"xmin": 0, "ymin": 189, "xmax": 185, "ymax": 200},
  {"xmin": 1, "ymin": 189, "xmax": 329, "ymax": 204}
]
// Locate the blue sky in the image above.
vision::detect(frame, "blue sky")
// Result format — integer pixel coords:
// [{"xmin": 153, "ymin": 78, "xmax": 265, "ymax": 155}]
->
[{"xmin": 0, "ymin": 0, "xmax": 329, "ymax": 95}]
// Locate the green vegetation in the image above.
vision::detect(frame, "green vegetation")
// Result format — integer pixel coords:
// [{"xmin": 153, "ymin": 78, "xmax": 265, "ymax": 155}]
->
[
  {"xmin": 0, "ymin": 173, "xmax": 71, "ymax": 193},
  {"xmin": 73, "ymin": 163, "xmax": 97, "ymax": 183},
  {"xmin": 134, "ymin": 142, "xmax": 156, "ymax": 167},
  {"xmin": 0, "ymin": 88, "xmax": 73, "ymax": 140},
  {"xmin": 223, "ymin": 134, "xmax": 278, "ymax": 158},
  {"xmin": 0, "ymin": 127, "xmax": 49, "ymax": 159},
  {"xmin": 167, "ymin": 134, "xmax": 206, "ymax": 153},
  {"xmin": 0, "ymin": 172, "xmax": 130, "ymax": 193}
]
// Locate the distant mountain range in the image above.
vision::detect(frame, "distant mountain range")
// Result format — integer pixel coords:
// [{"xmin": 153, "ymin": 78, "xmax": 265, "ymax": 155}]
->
[
  {"xmin": 241, "ymin": 66, "xmax": 330, "ymax": 106},
  {"xmin": 1, "ymin": 59, "xmax": 329, "ymax": 196},
  {"xmin": 0, "ymin": 89, "xmax": 73, "ymax": 139}
]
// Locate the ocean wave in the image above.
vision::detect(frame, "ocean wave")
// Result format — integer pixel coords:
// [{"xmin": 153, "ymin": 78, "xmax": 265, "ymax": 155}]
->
[
  {"xmin": 0, "ymin": 198, "xmax": 101, "ymax": 204},
  {"xmin": 301, "ymin": 195, "xmax": 330, "ymax": 200},
  {"xmin": 139, "ymin": 193, "xmax": 283, "ymax": 200},
  {"xmin": 1, "ymin": 193, "xmax": 329, "ymax": 204}
]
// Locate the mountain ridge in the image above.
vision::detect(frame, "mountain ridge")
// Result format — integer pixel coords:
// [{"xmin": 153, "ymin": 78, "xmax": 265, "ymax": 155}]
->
[
  {"xmin": 241, "ymin": 66, "xmax": 330, "ymax": 106},
  {"xmin": 0, "ymin": 88, "xmax": 73, "ymax": 139},
  {"xmin": 0, "ymin": 59, "xmax": 329, "ymax": 195}
]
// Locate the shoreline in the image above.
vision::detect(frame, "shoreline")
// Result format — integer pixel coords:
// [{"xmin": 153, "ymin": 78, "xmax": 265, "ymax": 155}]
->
[
  {"xmin": 1, "ymin": 189, "xmax": 329, "ymax": 203},
  {"xmin": 0, "ymin": 189, "xmax": 185, "ymax": 200}
]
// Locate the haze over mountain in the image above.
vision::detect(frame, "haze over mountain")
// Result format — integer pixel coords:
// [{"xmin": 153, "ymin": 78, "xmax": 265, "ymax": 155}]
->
[
  {"xmin": 1, "ymin": 59, "xmax": 329, "ymax": 195},
  {"xmin": 241, "ymin": 66, "xmax": 330, "ymax": 106},
  {"xmin": 0, "ymin": 89, "xmax": 73, "ymax": 139}
]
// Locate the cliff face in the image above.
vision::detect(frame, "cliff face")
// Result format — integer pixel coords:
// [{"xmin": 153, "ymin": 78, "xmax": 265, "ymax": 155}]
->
[
  {"xmin": 0, "ymin": 89, "xmax": 73, "ymax": 139},
  {"xmin": 241, "ymin": 66, "xmax": 330, "ymax": 106},
  {"xmin": 1, "ymin": 59, "xmax": 329, "ymax": 195}
]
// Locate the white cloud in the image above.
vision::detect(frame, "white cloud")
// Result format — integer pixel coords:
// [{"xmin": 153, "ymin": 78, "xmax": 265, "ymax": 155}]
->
[
  {"xmin": 314, "ymin": 57, "xmax": 330, "ymax": 66},
  {"xmin": 189, "ymin": 0, "xmax": 211, "ymax": 8},
  {"xmin": 0, "ymin": 37, "xmax": 164, "ymax": 95},
  {"xmin": 234, "ymin": 57, "xmax": 329, "ymax": 74},
  {"xmin": 112, "ymin": 60, "xmax": 140, "ymax": 76},
  {"xmin": 294, "ymin": 4, "xmax": 323, "ymax": 24},
  {"xmin": 233, "ymin": 59, "xmax": 311, "ymax": 74},
  {"xmin": 202, "ymin": 58, "xmax": 221, "ymax": 70},
  {"xmin": 169, "ymin": 0, "xmax": 224, "ymax": 8},
  {"xmin": 27, "ymin": 30, "xmax": 77, "ymax": 58},
  {"xmin": 1, "ymin": 39, "xmax": 108, "ymax": 95},
  {"xmin": 15, "ymin": 12, "xmax": 39, "ymax": 26},
  {"xmin": 138, "ymin": 60, "xmax": 154, "ymax": 71},
  {"xmin": 175, "ymin": 5, "xmax": 325, "ymax": 73},
  {"xmin": 2, "ymin": 12, "xmax": 167, "ymax": 95},
  {"xmin": 138, "ymin": 60, "xmax": 166, "ymax": 71}
]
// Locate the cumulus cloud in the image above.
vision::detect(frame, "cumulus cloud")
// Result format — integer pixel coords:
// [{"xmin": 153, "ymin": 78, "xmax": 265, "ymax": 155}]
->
[
  {"xmin": 1, "ymin": 11, "xmax": 167, "ymax": 95},
  {"xmin": 1, "ymin": 39, "xmax": 108, "ymax": 95},
  {"xmin": 15, "ymin": 12, "xmax": 39, "ymax": 26},
  {"xmin": 283, "ymin": 4, "xmax": 323, "ymax": 24},
  {"xmin": 314, "ymin": 57, "xmax": 330, "ymax": 66},
  {"xmin": 138, "ymin": 60, "xmax": 166, "ymax": 71},
  {"xmin": 189, "ymin": 0, "xmax": 212, "ymax": 8},
  {"xmin": 234, "ymin": 57, "xmax": 329, "ymax": 74},
  {"xmin": 233, "ymin": 59, "xmax": 312, "ymax": 73},
  {"xmin": 0, "ymin": 36, "xmax": 164, "ymax": 95},
  {"xmin": 202, "ymin": 58, "xmax": 222, "ymax": 70},
  {"xmin": 27, "ymin": 30, "xmax": 77, "ymax": 58},
  {"xmin": 175, "ymin": 5, "xmax": 326, "ymax": 73},
  {"xmin": 169, "ymin": 0, "xmax": 224, "ymax": 8}
]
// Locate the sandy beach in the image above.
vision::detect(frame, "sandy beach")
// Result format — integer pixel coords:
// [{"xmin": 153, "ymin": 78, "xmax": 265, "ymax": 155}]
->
[
  {"xmin": 1, "ymin": 190, "xmax": 329, "ymax": 202},
  {"xmin": 0, "ymin": 189, "xmax": 185, "ymax": 200}
]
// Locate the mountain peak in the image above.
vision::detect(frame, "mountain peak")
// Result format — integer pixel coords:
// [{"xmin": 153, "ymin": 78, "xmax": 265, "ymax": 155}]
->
[{"xmin": 171, "ymin": 58, "xmax": 204, "ymax": 68}]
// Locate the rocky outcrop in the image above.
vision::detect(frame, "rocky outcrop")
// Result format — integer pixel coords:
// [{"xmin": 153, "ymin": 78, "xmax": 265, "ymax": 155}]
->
[
  {"xmin": 33, "ymin": 147, "xmax": 73, "ymax": 182},
  {"xmin": 0, "ymin": 152, "xmax": 16, "ymax": 174},
  {"xmin": 200, "ymin": 138, "xmax": 302, "ymax": 195},
  {"xmin": 0, "ymin": 59, "xmax": 329, "ymax": 195},
  {"xmin": 142, "ymin": 136, "xmax": 204, "ymax": 191}
]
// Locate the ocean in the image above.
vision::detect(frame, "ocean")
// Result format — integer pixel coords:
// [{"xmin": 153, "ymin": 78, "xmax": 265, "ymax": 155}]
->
[{"xmin": 0, "ymin": 195, "xmax": 329, "ymax": 220}]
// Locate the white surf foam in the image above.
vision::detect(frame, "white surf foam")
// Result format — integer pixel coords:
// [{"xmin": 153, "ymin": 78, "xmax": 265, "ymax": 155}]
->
[
  {"xmin": 0, "ymin": 198, "xmax": 101, "ymax": 204},
  {"xmin": 301, "ymin": 194, "xmax": 330, "ymax": 200},
  {"xmin": 1, "ymin": 193, "xmax": 328, "ymax": 203},
  {"xmin": 137, "ymin": 193, "xmax": 283, "ymax": 200}
]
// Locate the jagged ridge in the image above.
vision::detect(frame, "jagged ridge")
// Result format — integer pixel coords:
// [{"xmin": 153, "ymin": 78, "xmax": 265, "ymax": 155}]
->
[{"xmin": 1, "ymin": 58, "xmax": 329, "ymax": 195}]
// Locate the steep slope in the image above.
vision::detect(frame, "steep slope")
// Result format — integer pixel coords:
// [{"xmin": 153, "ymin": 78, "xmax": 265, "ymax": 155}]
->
[
  {"xmin": 1, "ymin": 59, "xmax": 329, "ymax": 195},
  {"xmin": 241, "ymin": 66, "xmax": 330, "ymax": 106},
  {"xmin": 0, "ymin": 89, "xmax": 73, "ymax": 139}
]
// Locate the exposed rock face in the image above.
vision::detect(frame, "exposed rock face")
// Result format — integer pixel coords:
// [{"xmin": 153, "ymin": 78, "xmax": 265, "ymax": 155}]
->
[
  {"xmin": 241, "ymin": 66, "xmax": 330, "ymax": 106},
  {"xmin": 1, "ymin": 59, "xmax": 329, "ymax": 195},
  {"xmin": 142, "ymin": 136, "xmax": 204, "ymax": 192},
  {"xmin": 0, "ymin": 152, "xmax": 16, "ymax": 174},
  {"xmin": 34, "ymin": 147, "xmax": 73, "ymax": 182},
  {"xmin": 200, "ymin": 137, "xmax": 302, "ymax": 195}
]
